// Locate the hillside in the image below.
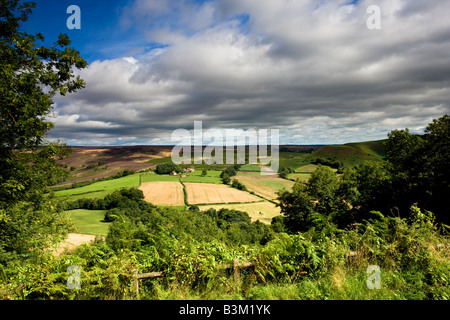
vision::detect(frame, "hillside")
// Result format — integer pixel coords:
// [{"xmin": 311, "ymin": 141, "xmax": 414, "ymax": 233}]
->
[
  {"xmin": 308, "ymin": 139, "xmax": 386, "ymax": 168},
  {"xmin": 56, "ymin": 146, "xmax": 173, "ymax": 186}
]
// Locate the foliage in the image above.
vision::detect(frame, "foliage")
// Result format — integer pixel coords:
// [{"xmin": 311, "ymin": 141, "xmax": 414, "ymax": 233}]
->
[
  {"xmin": 0, "ymin": 0, "xmax": 86, "ymax": 265},
  {"xmin": 221, "ymin": 172, "xmax": 231, "ymax": 184},
  {"xmin": 231, "ymin": 179, "xmax": 247, "ymax": 191},
  {"xmin": 383, "ymin": 115, "xmax": 450, "ymax": 224},
  {"xmin": 278, "ymin": 167, "xmax": 295, "ymax": 179},
  {"xmin": 277, "ymin": 165, "xmax": 348, "ymax": 232},
  {"xmin": 220, "ymin": 166, "xmax": 237, "ymax": 178},
  {"xmin": 155, "ymin": 163, "xmax": 181, "ymax": 174}
]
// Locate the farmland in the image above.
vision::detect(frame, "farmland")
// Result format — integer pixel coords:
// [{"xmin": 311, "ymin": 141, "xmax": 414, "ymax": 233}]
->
[
  {"xmin": 199, "ymin": 201, "xmax": 281, "ymax": 224},
  {"xmin": 234, "ymin": 172, "xmax": 294, "ymax": 201},
  {"xmin": 139, "ymin": 181, "xmax": 185, "ymax": 206},
  {"xmin": 65, "ymin": 209, "xmax": 110, "ymax": 236},
  {"xmin": 5, "ymin": 131, "xmax": 450, "ymax": 301},
  {"xmin": 184, "ymin": 182, "xmax": 261, "ymax": 205},
  {"xmin": 54, "ymin": 173, "xmax": 141, "ymax": 199},
  {"xmin": 50, "ymin": 141, "xmax": 390, "ymax": 236}
]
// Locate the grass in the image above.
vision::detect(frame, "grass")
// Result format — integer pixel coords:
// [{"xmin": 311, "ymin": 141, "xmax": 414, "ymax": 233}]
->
[
  {"xmin": 239, "ymin": 164, "xmax": 261, "ymax": 172},
  {"xmin": 286, "ymin": 173, "xmax": 311, "ymax": 182},
  {"xmin": 180, "ymin": 170, "xmax": 222, "ymax": 184},
  {"xmin": 140, "ymin": 172, "xmax": 180, "ymax": 182},
  {"xmin": 234, "ymin": 172, "xmax": 294, "ymax": 200},
  {"xmin": 65, "ymin": 209, "xmax": 110, "ymax": 236},
  {"xmin": 295, "ymin": 164, "xmax": 319, "ymax": 172},
  {"xmin": 278, "ymin": 152, "xmax": 310, "ymax": 169},
  {"xmin": 61, "ymin": 190, "xmax": 112, "ymax": 201},
  {"xmin": 258, "ymin": 179, "xmax": 291, "ymax": 190},
  {"xmin": 309, "ymin": 140, "xmax": 386, "ymax": 168},
  {"xmin": 55, "ymin": 173, "xmax": 140, "ymax": 198},
  {"xmin": 141, "ymin": 170, "xmax": 223, "ymax": 184}
]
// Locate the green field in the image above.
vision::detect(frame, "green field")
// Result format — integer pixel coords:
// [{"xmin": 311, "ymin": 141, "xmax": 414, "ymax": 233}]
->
[
  {"xmin": 55, "ymin": 173, "xmax": 140, "ymax": 198},
  {"xmin": 278, "ymin": 152, "xmax": 311, "ymax": 169},
  {"xmin": 309, "ymin": 140, "xmax": 386, "ymax": 167},
  {"xmin": 180, "ymin": 170, "xmax": 222, "ymax": 183},
  {"xmin": 140, "ymin": 172, "xmax": 180, "ymax": 182},
  {"xmin": 65, "ymin": 209, "xmax": 110, "ymax": 236},
  {"xmin": 141, "ymin": 170, "xmax": 222, "ymax": 184},
  {"xmin": 239, "ymin": 164, "xmax": 261, "ymax": 172}
]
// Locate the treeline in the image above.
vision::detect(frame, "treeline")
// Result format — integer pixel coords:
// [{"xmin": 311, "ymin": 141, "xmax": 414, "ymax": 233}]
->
[
  {"xmin": 278, "ymin": 115, "xmax": 450, "ymax": 231},
  {"xmin": 310, "ymin": 157, "xmax": 344, "ymax": 170},
  {"xmin": 279, "ymin": 147, "xmax": 315, "ymax": 153},
  {"xmin": 155, "ymin": 163, "xmax": 181, "ymax": 174},
  {"xmin": 220, "ymin": 164, "xmax": 241, "ymax": 184}
]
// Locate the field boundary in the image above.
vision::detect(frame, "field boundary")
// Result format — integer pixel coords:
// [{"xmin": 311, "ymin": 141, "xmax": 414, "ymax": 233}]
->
[
  {"xmin": 178, "ymin": 178, "xmax": 189, "ymax": 206},
  {"xmin": 131, "ymin": 259, "xmax": 274, "ymax": 295},
  {"xmin": 195, "ymin": 200, "xmax": 265, "ymax": 206}
]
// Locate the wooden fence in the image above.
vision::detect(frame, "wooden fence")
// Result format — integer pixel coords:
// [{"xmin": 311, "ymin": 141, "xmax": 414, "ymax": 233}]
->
[{"xmin": 132, "ymin": 259, "xmax": 254, "ymax": 294}]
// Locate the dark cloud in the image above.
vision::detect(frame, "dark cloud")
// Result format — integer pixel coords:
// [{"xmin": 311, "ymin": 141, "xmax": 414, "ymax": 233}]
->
[{"xmin": 49, "ymin": 0, "xmax": 450, "ymax": 145}]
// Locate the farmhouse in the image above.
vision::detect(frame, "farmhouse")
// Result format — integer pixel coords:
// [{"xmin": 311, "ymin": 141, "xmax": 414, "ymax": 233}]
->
[
  {"xmin": 182, "ymin": 168, "xmax": 195, "ymax": 173},
  {"xmin": 169, "ymin": 171, "xmax": 178, "ymax": 176}
]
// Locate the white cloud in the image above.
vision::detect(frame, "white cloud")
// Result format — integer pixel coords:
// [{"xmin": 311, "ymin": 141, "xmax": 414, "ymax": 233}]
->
[{"xmin": 50, "ymin": 0, "xmax": 450, "ymax": 145}]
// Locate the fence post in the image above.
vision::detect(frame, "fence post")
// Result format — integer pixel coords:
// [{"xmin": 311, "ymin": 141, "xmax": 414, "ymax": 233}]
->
[
  {"xmin": 132, "ymin": 269, "xmax": 139, "ymax": 295},
  {"xmin": 233, "ymin": 259, "xmax": 240, "ymax": 282}
]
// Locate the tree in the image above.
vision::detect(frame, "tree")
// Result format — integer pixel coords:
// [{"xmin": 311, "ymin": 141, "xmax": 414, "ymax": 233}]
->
[
  {"xmin": 278, "ymin": 167, "xmax": 294, "ymax": 179},
  {"xmin": 277, "ymin": 165, "xmax": 352, "ymax": 232},
  {"xmin": 423, "ymin": 115, "xmax": 450, "ymax": 223},
  {"xmin": 221, "ymin": 172, "xmax": 231, "ymax": 184},
  {"xmin": 382, "ymin": 115, "xmax": 450, "ymax": 223},
  {"xmin": 277, "ymin": 181, "xmax": 315, "ymax": 233},
  {"xmin": 0, "ymin": 1, "xmax": 87, "ymax": 263},
  {"xmin": 220, "ymin": 166, "xmax": 236, "ymax": 178}
]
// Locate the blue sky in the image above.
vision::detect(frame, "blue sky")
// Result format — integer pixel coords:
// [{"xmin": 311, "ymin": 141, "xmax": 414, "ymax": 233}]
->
[
  {"xmin": 20, "ymin": 0, "xmax": 450, "ymax": 146},
  {"xmin": 23, "ymin": 1, "xmax": 140, "ymax": 62}
]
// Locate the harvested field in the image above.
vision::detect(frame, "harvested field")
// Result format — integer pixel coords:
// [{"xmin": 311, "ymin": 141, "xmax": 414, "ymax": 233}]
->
[
  {"xmin": 234, "ymin": 172, "xmax": 294, "ymax": 200},
  {"xmin": 199, "ymin": 201, "xmax": 281, "ymax": 224},
  {"xmin": 139, "ymin": 181, "xmax": 185, "ymax": 206},
  {"xmin": 184, "ymin": 183, "xmax": 260, "ymax": 205}
]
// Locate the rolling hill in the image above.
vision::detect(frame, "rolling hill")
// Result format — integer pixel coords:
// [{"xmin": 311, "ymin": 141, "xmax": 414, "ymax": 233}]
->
[{"xmin": 308, "ymin": 139, "xmax": 386, "ymax": 168}]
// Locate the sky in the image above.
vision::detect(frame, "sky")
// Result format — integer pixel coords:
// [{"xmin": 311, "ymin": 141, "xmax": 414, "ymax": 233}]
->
[{"xmin": 22, "ymin": 0, "xmax": 450, "ymax": 146}]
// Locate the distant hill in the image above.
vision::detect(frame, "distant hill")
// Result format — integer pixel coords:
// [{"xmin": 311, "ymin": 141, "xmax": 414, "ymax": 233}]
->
[
  {"xmin": 309, "ymin": 139, "xmax": 386, "ymax": 168},
  {"xmin": 54, "ymin": 140, "xmax": 386, "ymax": 187},
  {"xmin": 56, "ymin": 146, "xmax": 173, "ymax": 186}
]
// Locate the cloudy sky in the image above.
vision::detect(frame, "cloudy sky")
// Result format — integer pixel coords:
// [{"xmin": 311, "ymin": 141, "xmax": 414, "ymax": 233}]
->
[{"xmin": 25, "ymin": 0, "xmax": 450, "ymax": 145}]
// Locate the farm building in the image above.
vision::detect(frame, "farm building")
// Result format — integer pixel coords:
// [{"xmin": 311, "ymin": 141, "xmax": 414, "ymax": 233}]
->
[
  {"xmin": 182, "ymin": 168, "xmax": 195, "ymax": 173},
  {"xmin": 169, "ymin": 171, "xmax": 178, "ymax": 175}
]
